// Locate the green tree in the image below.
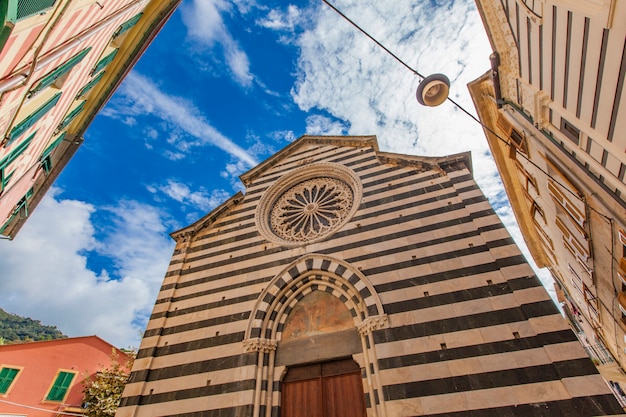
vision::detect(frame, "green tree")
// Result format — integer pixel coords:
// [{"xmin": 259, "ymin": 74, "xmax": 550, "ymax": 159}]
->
[
  {"xmin": 0, "ymin": 308, "xmax": 66, "ymax": 342},
  {"xmin": 82, "ymin": 350, "xmax": 134, "ymax": 417}
]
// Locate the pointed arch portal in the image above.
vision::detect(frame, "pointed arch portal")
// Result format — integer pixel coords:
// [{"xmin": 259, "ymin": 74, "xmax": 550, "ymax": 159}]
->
[{"xmin": 243, "ymin": 254, "xmax": 389, "ymax": 417}]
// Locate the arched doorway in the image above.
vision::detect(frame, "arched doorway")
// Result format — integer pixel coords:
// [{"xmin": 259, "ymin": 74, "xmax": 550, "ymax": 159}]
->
[
  {"xmin": 281, "ymin": 359, "xmax": 366, "ymax": 417},
  {"xmin": 244, "ymin": 254, "xmax": 389, "ymax": 417}
]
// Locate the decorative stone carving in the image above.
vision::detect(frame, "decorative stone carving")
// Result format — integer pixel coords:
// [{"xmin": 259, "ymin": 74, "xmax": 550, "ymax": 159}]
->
[
  {"xmin": 357, "ymin": 315, "xmax": 389, "ymax": 336},
  {"xmin": 256, "ymin": 162, "xmax": 362, "ymax": 246},
  {"xmin": 518, "ymin": 79, "xmax": 550, "ymax": 129},
  {"xmin": 270, "ymin": 177, "xmax": 353, "ymax": 243},
  {"xmin": 243, "ymin": 338, "xmax": 278, "ymax": 353},
  {"xmin": 480, "ymin": 0, "xmax": 520, "ymax": 79}
]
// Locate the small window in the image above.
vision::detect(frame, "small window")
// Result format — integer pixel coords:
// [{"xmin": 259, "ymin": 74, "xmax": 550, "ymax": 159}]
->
[
  {"xmin": 9, "ymin": 0, "xmax": 57, "ymax": 22},
  {"xmin": 618, "ymin": 229, "xmax": 626, "ymax": 258},
  {"xmin": 531, "ymin": 202, "xmax": 545, "ymax": 224},
  {"xmin": 76, "ymin": 70, "xmax": 105, "ymax": 98},
  {"xmin": 29, "ymin": 47, "xmax": 91, "ymax": 96},
  {"xmin": 0, "ymin": 367, "xmax": 20, "ymax": 394},
  {"xmin": 56, "ymin": 101, "xmax": 85, "ymax": 132},
  {"xmin": 509, "ymin": 129, "xmax": 528, "ymax": 156},
  {"xmin": 40, "ymin": 132, "xmax": 66, "ymax": 174},
  {"xmin": 1, "ymin": 131, "xmax": 35, "ymax": 169},
  {"xmin": 0, "ymin": 169, "xmax": 14, "ymax": 193},
  {"xmin": 1, "ymin": 187, "xmax": 35, "ymax": 235},
  {"xmin": 7, "ymin": 92, "xmax": 61, "ymax": 142},
  {"xmin": 112, "ymin": 12, "xmax": 143, "ymax": 39},
  {"xmin": 560, "ymin": 118, "xmax": 580, "ymax": 145},
  {"xmin": 45, "ymin": 371, "xmax": 75, "ymax": 402},
  {"xmin": 91, "ymin": 49, "xmax": 118, "ymax": 76}
]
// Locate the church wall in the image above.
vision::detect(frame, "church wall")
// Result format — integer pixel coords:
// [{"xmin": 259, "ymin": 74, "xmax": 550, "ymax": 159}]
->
[{"xmin": 117, "ymin": 139, "xmax": 622, "ymax": 417}]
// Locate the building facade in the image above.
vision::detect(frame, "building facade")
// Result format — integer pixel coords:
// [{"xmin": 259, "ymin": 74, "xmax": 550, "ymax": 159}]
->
[
  {"xmin": 117, "ymin": 136, "xmax": 622, "ymax": 416},
  {"xmin": 0, "ymin": 335, "xmax": 131, "ymax": 417},
  {"xmin": 468, "ymin": 0, "xmax": 626, "ymax": 388},
  {"xmin": 0, "ymin": 0, "xmax": 180, "ymax": 239}
]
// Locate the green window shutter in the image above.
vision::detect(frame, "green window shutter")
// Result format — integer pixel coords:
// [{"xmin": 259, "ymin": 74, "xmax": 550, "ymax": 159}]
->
[
  {"xmin": 46, "ymin": 371, "xmax": 75, "ymax": 401},
  {"xmin": 8, "ymin": 91, "xmax": 61, "ymax": 141},
  {"xmin": 40, "ymin": 132, "xmax": 65, "ymax": 174},
  {"xmin": 1, "ymin": 168, "xmax": 14, "ymax": 191},
  {"xmin": 57, "ymin": 100, "xmax": 85, "ymax": 131},
  {"xmin": 0, "ymin": 22, "xmax": 13, "ymax": 56},
  {"xmin": 30, "ymin": 47, "xmax": 92, "ymax": 95},
  {"xmin": 0, "ymin": 367, "xmax": 19, "ymax": 394},
  {"xmin": 41, "ymin": 155, "xmax": 51, "ymax": 173},
  {"xmin": 91, "ymin": 49, "xmax": 118, "ymax": 76},
  {"xmin": 1, "ymin": 131, "xmax": 35, "ymax": 170},
  {"xmin": 41, "ymin": 132, "xmax": 65, "ymax": 160},
  {"xmin": 6, "ymin": 0, "xmax": 57, "ymax": 23},
  {"xmin": 76, "ymin": 70, "xmax": 105, "ymax": 98},
  {"xmin": 0, "ymin": 213, "xmax": 14, "ymax": 234},
  {"xmin": 113, "ymin": 12, "xmax": 143, "ymax": 38}
]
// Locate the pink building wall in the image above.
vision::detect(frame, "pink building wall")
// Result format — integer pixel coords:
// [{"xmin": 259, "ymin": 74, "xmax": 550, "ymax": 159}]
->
[{"xmin": 0, "ymin": 336, "xmax": 130, "ymax": 417}]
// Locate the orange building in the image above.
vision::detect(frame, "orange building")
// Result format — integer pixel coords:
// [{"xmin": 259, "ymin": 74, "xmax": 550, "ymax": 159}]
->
[
  {"xmin": 0, "ymin": 0, "xmax": 181, "ymax": 239},
  {"xmin": 468, "ymin": 0, "xmax": 626, "ymax": 402},
  {"xmin": 0, "ymin": 336, "xmax": 131, "ymax": 417}
]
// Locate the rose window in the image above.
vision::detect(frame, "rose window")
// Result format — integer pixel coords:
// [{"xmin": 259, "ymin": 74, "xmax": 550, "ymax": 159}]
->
[{"xmin": 269, "ymin": 178, "xmax": 353, "ymax": 242}]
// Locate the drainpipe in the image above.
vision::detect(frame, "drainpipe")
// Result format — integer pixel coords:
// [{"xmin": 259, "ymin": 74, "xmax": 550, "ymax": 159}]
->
[{"xmin": 490, "ymin": 52, "xmax": 503, "ymax": 109}]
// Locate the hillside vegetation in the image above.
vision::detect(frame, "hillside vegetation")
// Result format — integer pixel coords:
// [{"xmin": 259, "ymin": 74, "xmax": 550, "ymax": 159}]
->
[{"xmin": 0, "ymin": 308, "xmax": 66, "ymax": 343}]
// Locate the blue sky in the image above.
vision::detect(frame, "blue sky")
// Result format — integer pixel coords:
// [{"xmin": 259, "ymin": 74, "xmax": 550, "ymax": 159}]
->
[{"xmin": 0, "ymin": 0, "xmax": 553, "ymax": 348}]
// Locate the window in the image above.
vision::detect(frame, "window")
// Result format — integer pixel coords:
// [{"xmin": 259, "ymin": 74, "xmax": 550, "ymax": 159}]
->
[
  {"xmin": 547, "ymin": 179, "xmax": 586, "ymax": 229},
  {"xmin": 560, "ymin": 118, "xmax": 580, "ymax": 145},
  {"xmin": 509, "ymin": 129, "xmax": 528, "ymax": 156},
  {"xmin": 515, "ymin": 160, "xmax": 537, "ymax": 196},
  {"xmin": 8, "ymin": 0, "xmax": 57, "ymax": 22},
  {"xmin": 619, "ymin": 229, "xmax": 626, "ymax": 257},
  {"xmin": 112, "ymin": 12, "xmax": 143, "ymax": 39},
  {"xmin": 556, "ymin": 216, "xmax": 589, "ymax": 261},
  {"xmin": 2, "ymin": 0, "xmax": 57, "ymax": 52},
  {"xmin": 0, "ymin": 188, "xmax": 32, "ymax": 235},
  {"xmin": 29, "ymin": 47, "xmax": 92, "ymax": 96},
  {"xmin": 0, "ymin": 169, "xmax": 14, "ymax": 194},
  {"xmin": 40, "ymin": 132, "xmax": 65, "ymax": 174},
  {"xmin": 45, "ymin": 371, "xmax": 75, "ymax": 402},
  {"xmin": 91, "ymin": 49, "xmax": 118, "ymax": 76},
  {"xmin": 76, "ymin": 70, "xmax": 105, "ymax": 98},
  {"xmin": 0, "ymin": 367, "xmax": 19, "ymax": 394},
  {"xmin": 7, "ymin": 92, "xmax": 61, "ymax": 142},
  {"xmin": 1, "ymin": 131, "xmax": 35, "ymax": 171},
  {"xmin": 56, "ymin": 101, "xmax": 85, "ymax": 132}
]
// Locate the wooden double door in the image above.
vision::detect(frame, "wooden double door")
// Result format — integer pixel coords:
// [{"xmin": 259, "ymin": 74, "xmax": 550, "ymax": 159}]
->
[{"xmin": 281, "ymin": 359, "xmax": 367, "ymax": 417}]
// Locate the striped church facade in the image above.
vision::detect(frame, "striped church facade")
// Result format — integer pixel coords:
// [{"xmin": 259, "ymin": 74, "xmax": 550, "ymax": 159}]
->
[{"xmin": 117, "ymin": 136, "xmax": 622, "ymax": 417}]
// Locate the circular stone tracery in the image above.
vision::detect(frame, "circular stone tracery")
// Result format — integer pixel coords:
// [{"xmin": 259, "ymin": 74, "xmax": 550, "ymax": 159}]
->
[
  {"xmin": 270, "ymin": 177, "xmax": 353, "ymax": 242},
  {"xmin": 256, "ymin": 163, "xmax": 362, "ymax": 246}
]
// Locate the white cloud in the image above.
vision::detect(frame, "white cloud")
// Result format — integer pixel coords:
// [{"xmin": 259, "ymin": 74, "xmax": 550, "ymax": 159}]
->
[
  {"xmin": 289, "ymin": 0, "xmax": 555, "ymax": 298},
  {"xmin": 305, "ymin": 114, "xmax": 348, "ymax": 135},
  {"xmin": 181, "ymin": 0, "xmax": 254, "ymax": 87},
  {"xmin": 150, "ymin": 179, "xmax": 231, "ymax": 212},
  {"xmin": 269, "ymin": 130, "xmax": 297, "ymax": 143},
  {"xmin": 257, "ymin": 5, "xmax": 303, "ymax": 32},
  {"xmin": 0, "ymin": 189, "xmax": 174, "ymax": 348},
  {"xmin": 110, "ymin": 72, "xmax": 258, "ymax": 167}
]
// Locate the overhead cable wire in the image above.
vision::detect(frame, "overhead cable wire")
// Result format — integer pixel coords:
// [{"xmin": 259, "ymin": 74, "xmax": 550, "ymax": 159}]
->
[
  {"xmin": 321, "ymin": 0, "xmax": 616, "ymax": 222},
  {"xmin": 0, "ymin": 399, "xmax": 85, "ymax": 416}
]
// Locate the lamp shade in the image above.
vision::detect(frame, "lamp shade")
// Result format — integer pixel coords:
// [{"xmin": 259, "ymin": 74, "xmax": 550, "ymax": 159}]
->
[{"xmin": 416, "ymin": 73, "xmax": 450, "ymax": 107}]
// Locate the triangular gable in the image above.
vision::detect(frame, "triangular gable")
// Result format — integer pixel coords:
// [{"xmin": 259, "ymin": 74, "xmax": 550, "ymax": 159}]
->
[
  {"xmin": 169, "ymin": 136, "xmax": 472, "ymax": 241},
  {"xmin": 239, "ymin": 135, "xmax": 379, "ymax": 187},
  {"xmin": 169, "ymin": 191, "xmax": 244, "ymax": 243}
]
